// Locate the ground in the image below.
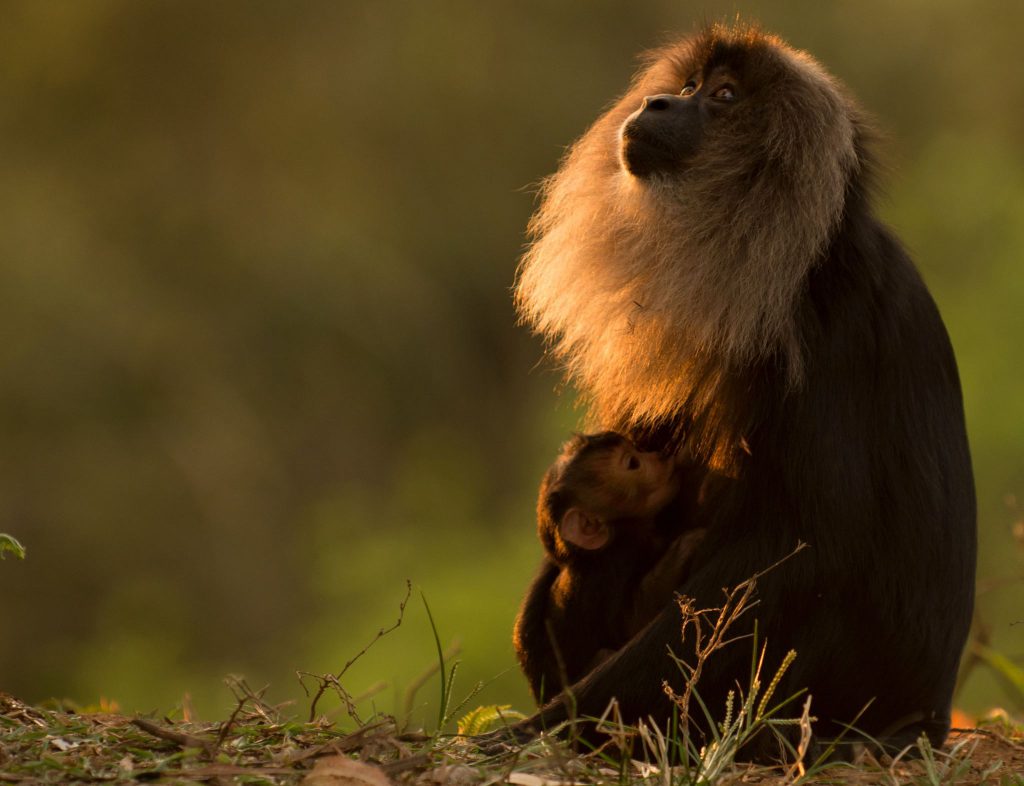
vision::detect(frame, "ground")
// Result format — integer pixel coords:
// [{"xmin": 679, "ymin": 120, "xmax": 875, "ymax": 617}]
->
[{"xmin": 1, "ymin": 692, "xmax": 1022, "ymax": 785}]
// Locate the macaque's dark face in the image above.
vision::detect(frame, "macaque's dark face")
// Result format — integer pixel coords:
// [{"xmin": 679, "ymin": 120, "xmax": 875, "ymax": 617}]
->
[{"xmin": 620, "ymin": 66, "xmax": 742, "ymax": 178}]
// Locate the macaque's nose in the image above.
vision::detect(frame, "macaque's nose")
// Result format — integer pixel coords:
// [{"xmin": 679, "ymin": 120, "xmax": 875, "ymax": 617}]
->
[{"xmin": 642, "ymin": 94, "xmax": 686, "ymax": 112}]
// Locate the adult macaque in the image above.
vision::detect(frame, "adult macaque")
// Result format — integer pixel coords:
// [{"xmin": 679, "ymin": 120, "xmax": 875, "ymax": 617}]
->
[
  {"xmin": 510, "ymin": 23, "xmax": 976, "ymax": 753},
  {"xmin": 513, "ymin": 432, "xmax": 706, "ymax": 704}
]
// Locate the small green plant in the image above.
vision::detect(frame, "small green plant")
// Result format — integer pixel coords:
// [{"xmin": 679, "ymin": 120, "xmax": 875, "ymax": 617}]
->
[
  {"xmin": 655, "ymin": 547, "xmax": 817, "ymax": 778},
  {"xmin": 418, "ymin": 591, "xmax": 504, "ymax": 738},
  {"xmin": 457, "ymin": 704, "xmax": 528, "ymax": 735},
  {"xmin": 0, "ymin": 533, "xmax": 25, "ymax": 560},
  {"xmin": 420, "ymin": 591, "xmax": 456, "ymax": 732},
  {"xmin": 562, "ymin": 544, "xmax": 853, "ymax": 784},
  {"xmin": 890, "ymin": 733, "xmax": 985, "ymax": 786}
]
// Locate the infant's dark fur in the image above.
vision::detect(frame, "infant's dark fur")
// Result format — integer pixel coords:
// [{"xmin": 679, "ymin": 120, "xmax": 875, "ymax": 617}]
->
[{"xmin": 513, "ymin": 432, "xmax": 705, "ymax": 704}]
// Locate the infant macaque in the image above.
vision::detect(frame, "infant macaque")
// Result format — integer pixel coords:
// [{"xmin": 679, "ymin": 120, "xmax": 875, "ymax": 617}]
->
[{"xmin": 513, "ymin": 431, "xmax": 706, "ymax": 704}]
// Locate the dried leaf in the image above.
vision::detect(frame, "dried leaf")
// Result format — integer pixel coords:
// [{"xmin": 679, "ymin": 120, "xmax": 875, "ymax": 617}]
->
[
  {"xmin": 49, "ymin": 737, "xmax": 74, "ymax": 751},
  {"xmin": 507, "ymin": 773, "xmax": 581, "ymax": 786},
  {"xmin": 303, "ymin": 755, "xmax": 393, "ymax": 786}
]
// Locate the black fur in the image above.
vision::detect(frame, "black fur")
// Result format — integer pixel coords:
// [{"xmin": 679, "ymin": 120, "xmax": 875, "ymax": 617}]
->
[
  {"xmin": 516, "ymin": 130, "xmax": 976, "ymax": 752},
  {"xmin": 515, "ymin": 433, "xmax": 703, "ymax": 704}
]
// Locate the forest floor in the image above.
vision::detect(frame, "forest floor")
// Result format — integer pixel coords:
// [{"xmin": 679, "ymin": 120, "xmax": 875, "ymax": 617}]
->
[{"xmin": 2, "ymin": 691, "xmax": 1023, "ymax": 786}]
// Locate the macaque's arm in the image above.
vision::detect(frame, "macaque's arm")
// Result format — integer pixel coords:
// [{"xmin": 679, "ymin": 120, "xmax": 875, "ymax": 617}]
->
[{"xmin": 628, "ymin": 528, "xmax": 707, "ymax": 636}]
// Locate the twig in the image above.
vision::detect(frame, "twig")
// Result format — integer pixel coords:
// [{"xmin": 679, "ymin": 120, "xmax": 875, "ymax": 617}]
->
[
  {"xmin": 131, "ymin": 718, "xmax": 215, "ymax": 758},
  {"xmin": 300, "ymin": 580, "xmax": 412, "ymax": 722},
  {"xmin": 276, "ymin": 719, "xmax": 394, "ymax": 765},
  {"xmin": 664, "ymin": 541, "xmax": 809, "ymax": 740},
  {"xmin": 782, "ymin": 695, "xmax": 814, "ymax": 780},
  {"xmin": 215, "ymin": 677, "xmax": 273, "ymax": 750}
]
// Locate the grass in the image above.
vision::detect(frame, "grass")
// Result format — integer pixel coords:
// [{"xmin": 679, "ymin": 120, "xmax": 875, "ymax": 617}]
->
[
  {"xmin": 4, "ymin": 577, "xmax": 1024, "ymax": 784},
  {"xmin": 2, "ymin": 689, "xmax": 1023, "ymax": 785}
]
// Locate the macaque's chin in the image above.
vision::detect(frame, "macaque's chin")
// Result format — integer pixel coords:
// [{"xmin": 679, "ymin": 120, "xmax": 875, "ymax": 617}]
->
[{"xmin": 619, "ymin": 121, "xmax": 675, "ymax": 179}]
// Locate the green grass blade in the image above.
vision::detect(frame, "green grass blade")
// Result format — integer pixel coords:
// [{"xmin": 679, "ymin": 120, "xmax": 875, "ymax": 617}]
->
[{"xmin": 419, "ymin": 591, "xmax": 448, "ymax": 732}]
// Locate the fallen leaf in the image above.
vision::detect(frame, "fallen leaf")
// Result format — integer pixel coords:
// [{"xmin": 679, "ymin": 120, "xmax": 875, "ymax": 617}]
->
[
  {"xmin": 303, "ymin": 755, "xmax": 393, "ymax": 786},
  {"xmin": 507, "ymin": 773, "xmax": 582, "ymax": 786}
]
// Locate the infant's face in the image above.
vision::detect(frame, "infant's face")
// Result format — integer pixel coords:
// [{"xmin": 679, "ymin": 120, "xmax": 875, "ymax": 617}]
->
[{"xmin": 578, "ymin": 440, "xmax": 677, "ymax": 521}]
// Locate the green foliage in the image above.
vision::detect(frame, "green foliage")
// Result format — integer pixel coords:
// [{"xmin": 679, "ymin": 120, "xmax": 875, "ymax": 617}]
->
[
  {"xmin": 911, "ymin": 734, "xmax": 987, "ymax": 786},
  {"xmin": 5, "ymin": 691, "xmax": 1021, "ymax": 786},
  {"xmin": 420, "ymin": 592, "xmax": 455, "ymax": 734},
  {"xmin": 625, "ymin": 649, "xmax": 812, "ymax": 785},
  {"xmin": 457, "ymin": 704, "xmax": 527, "ymax": 735},
  {"xmin": 0, "ymin": 534, "xmax": 25, "ymax": 560}
]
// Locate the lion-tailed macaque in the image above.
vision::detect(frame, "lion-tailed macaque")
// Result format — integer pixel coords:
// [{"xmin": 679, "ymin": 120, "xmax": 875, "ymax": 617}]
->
[
  {"xmin": 513, "ymin": 432, "xmax": 706, "ymax": 704},
  {"xmin": 503, "ymin": 23, "xmax": 975, "ymax": 757}
]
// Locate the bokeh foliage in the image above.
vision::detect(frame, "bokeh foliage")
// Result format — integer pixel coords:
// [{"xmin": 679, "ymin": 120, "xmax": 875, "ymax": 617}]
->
[{"xmin": 0, "ymin": 1, "xmax": 1021, "ymax": 725}]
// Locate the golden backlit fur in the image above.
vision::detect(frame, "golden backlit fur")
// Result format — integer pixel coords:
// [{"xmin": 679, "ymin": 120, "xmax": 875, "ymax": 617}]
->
[{"xmin": 515, "ymin": 26, "xmax": 864, "ymax": 465}]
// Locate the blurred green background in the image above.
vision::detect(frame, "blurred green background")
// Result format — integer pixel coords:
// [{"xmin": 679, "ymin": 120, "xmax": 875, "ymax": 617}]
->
[{"xmin": 1, "ymin": 1, "xmax": 1022, "ymax": 727}]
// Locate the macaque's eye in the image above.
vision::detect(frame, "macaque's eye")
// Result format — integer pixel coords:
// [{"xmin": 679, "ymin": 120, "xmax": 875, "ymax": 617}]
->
[
  {"xmin": 711, "ymin": 84, "xmax": 736, "ymax": 101},
  {"xmin": 680, "ymin": 81, "xmax": 697, "ymax": 97},
  {"xmin": 625, "ymin": 454, "xmax": 640, "ymax": 471}
]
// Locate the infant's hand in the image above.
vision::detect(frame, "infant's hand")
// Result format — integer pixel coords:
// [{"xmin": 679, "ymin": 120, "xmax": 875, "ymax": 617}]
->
[
  {"xmin": 631, "ymin": 528, "xmax": 708, "ymax": 634},
  {"xmin": 665, "ymin": 527, "xmax": 707, "ymax": 570}
]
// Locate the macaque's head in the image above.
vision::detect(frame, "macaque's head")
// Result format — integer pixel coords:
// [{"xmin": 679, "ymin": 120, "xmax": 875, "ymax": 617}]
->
[
  {"xmin": 515, "ymin": 24, "xmax": 864, "ymax": 470},
  {"xmin": 537, "ymin": 432, "xmax": 677, "ymax": 562}
]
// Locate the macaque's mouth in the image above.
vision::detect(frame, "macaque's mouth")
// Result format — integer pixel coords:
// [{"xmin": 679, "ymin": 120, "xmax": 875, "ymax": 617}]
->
[{"xmin": 619, "ymin": 120, "xmax": 678, "ymax": 178}]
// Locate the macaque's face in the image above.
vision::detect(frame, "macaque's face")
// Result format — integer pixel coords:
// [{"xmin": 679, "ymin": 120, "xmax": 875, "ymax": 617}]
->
[
  {"xmin": 554, "ymin": 434, "xmax": 678, "ymax": 552},
  {"xmin": 582, "ymin": 439, "xmax": 676, "ymax": 518}
]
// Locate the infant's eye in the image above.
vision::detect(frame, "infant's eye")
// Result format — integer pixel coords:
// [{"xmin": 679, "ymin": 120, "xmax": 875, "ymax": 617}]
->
[
  {"xmin": 711, "ymin": 85, "xmax": 736, "ymax": 101},
  {"xmin": 626, "ymin": 454, "xmax": 640, "ymax": 470},
  {"xmin": 680, "ymin": 82, "xmax": 697, "ymax": 97}
]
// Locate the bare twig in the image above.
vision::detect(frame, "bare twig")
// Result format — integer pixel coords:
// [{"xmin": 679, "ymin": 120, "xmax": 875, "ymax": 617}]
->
[
  {"xmin": 131, "ymin": 718, "xmax": 215, "ymax": 758},
  {"xmin": 215, "ymin": 677, "xmax": 275, "ymax": 750},
  {"xmin": 782, "ymin": 695, "xmax": 814, "ymax": 780},
  {"xmin": 299, "ymin": 580, "xmax": 412, "ymax": 722},
  {"xmin": 276, "ymin": 719, "xmax": 394, "ymax": 765},
  {"xmin": 664, "ymin": 541, "xmax": 808, "ymax": 740}
]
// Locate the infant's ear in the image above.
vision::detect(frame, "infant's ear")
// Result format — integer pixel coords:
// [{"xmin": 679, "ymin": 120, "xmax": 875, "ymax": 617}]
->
[{"xmin": 560, "ymin": 507, "xmax": 609, "ymax": 550}]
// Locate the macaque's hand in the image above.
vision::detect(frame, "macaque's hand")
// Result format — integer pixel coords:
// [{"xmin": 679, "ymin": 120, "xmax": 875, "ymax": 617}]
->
[{"xmin": 630, "ymin": 528, "xmax": 707, "ymax": 634}]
